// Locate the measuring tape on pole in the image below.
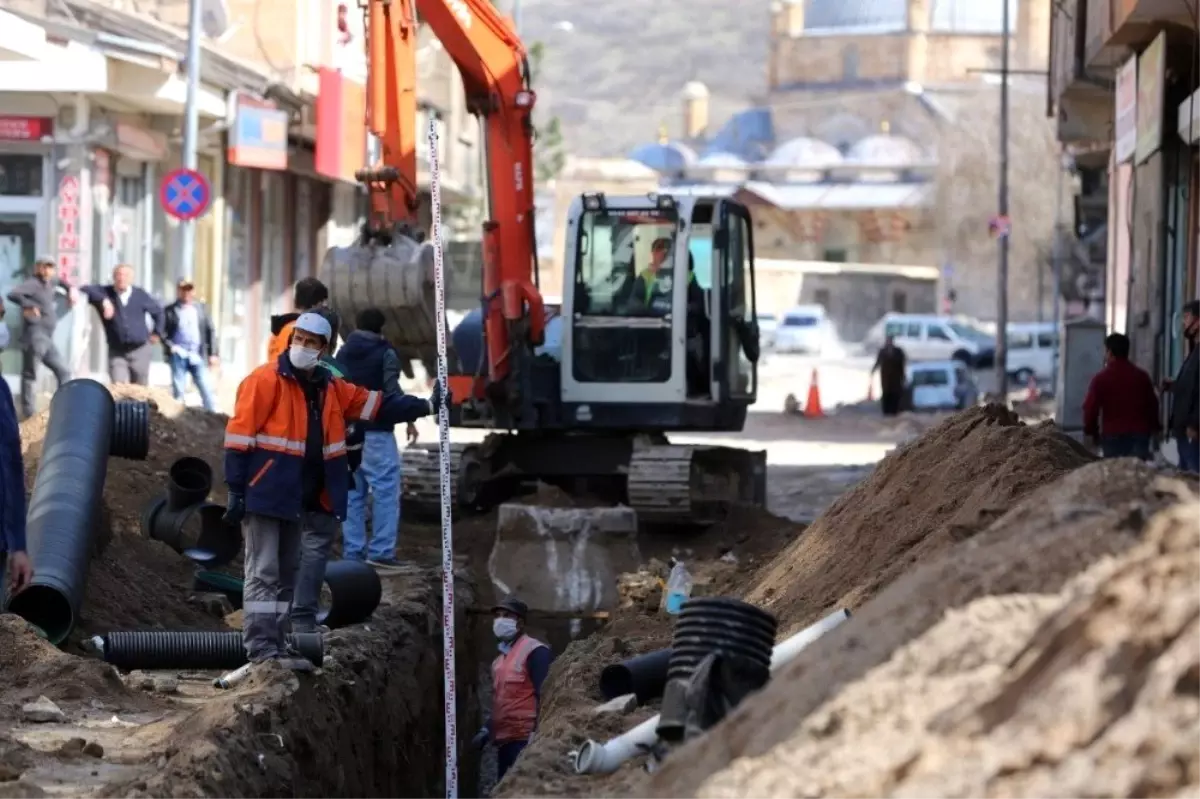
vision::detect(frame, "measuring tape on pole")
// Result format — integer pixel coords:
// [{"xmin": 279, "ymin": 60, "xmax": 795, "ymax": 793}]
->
[{"xmin": 429, "ymin": 117, "xmax": 458, "ymax": 799}]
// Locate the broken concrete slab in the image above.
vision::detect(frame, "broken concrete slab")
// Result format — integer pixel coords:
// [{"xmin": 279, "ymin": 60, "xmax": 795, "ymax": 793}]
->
[
  {"xmin": 592, "ymin": 693, "xmax": 637, "ymax": 715},
  {"xmin": 20, "ymin": 698, "xmax": 64, "ymax": 724}
]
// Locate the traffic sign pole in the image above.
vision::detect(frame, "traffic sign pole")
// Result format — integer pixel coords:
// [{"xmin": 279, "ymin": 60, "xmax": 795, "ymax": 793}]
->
[{"xmin": 179, "ymin": 0, "xmax": 203, "ymax": 281}]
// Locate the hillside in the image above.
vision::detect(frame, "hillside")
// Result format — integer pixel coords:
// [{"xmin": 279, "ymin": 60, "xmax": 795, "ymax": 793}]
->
[{"xmin": 516, "ymin": 0, "xmax": 770, "ymax": 157}]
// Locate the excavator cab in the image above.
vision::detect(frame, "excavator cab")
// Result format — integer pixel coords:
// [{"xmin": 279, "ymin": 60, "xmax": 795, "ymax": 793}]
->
[{"xmin": 560, "ymin": 192, "xmax": 760, "ymax": 431}]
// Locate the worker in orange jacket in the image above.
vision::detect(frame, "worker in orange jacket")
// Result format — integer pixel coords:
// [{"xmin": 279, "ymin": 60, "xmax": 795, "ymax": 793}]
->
[
  {"xmin": 266, "ymin": 277, "xmax": 330, "ymax": 365},
  {"xmin": 471, "ymin": 597, "xmax": 553, "ymax": 781},
  {"xmin": 223, "ymin": 312, "xmax": 448, "ymax": 668}
]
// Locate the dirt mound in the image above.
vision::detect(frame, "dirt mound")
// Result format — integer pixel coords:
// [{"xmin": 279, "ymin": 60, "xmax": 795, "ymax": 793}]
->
[
  {"xmin": 745, "ymin": 404, "xmax": 1094, "ymax": 631},
  {"xmin": 18, "ymin": 385, "xmax": 231, "ymax": 644},
  {"xmin": 645, "ymin": 461, "xmax": 1195, "ymax": 797}
]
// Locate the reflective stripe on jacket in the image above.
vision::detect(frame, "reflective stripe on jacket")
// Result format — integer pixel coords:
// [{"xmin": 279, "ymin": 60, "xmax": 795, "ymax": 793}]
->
[
  {"xmin": 491, "ymin": 635, "xmax": 548, "ymax": 744},
  {"xmin": 224, "ymin": 354, "xmax": 384, "ymax": 521}
]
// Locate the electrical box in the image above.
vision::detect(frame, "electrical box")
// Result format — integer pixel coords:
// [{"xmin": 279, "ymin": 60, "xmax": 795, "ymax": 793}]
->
[{"xmin": 1055, "ymin": 317, "xmax": 1107, "ymax": 431}]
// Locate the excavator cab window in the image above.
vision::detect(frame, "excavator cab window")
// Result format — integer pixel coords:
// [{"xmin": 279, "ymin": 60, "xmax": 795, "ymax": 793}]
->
[
  {"xmin": 717, "ymin": 201, "xmax": 757, "ymax": 398},
  {"xmin": 571, "ymin": 206, "xmax": 678, "ymax": 384}
]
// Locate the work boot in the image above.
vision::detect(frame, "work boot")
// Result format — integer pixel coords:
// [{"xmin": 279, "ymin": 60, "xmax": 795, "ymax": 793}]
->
[{"xmin": 277, "ymin": 656, "xmax": 316, "ymax": 673}]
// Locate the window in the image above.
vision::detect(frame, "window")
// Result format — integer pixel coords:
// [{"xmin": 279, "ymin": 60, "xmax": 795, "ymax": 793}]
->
[
  {"xmin": 904, "ymin": 322, "xmax": 921, "ymax": 338},
  {"xmin": 783, "ymin": 314, "xmax": 819, "ymax": 328},
  {"xmin": 822, "ymin": 248, "xmax": 847, "ymax": 263},
  {"xmin": 813, "ymin": 288, "xmax": 831, "ymax": 308},
  {"xmin": 0, "ymin": 155, "xmax": 43, "ymax": 197},
  {"xmin": 927, "ymin": 324, "xmax": 951, "ymax": 341},
  {"xmin": 911, "ymin": 368, "xmax": 950, "ymax": 387},
  {"xmin": 1037, "ymin": 331, "xmax": 1058, "ymax": 348},
  {"xmin": 885, "ymin": 321, "xmax": 905, "ymax": 338},
  {"xmin": 891, "ymin": 291, "xmax": 907, "ymax": 312},
  {"xmin": 842, "ymin": 45, "xmax": 859, "ymax": 80},
  {"xmin": 1007, "ymin": 332, "xmax": 1034, "ymax": 350},
  {"xmin": 946, "ymin": 321, "xmax": 992, "ymax": 344}
]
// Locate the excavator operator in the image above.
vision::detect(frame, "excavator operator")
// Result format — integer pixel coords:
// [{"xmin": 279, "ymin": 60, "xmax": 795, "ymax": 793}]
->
[
  {"xmin": 222, "ymin": 312, "xmax": 450, "ymax": 668},
  {"xmin": 631, "ymin": 238, "xmax": 710, "ymax": 396}
]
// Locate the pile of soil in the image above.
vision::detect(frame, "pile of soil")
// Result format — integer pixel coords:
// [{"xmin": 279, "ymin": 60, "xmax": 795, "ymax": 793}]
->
[
  {"xmin": 18, "ymin": 385, "xmax": 231, "ymax": 644},
  {"xmin": 647, "ymin": 463, "xmax": 1198, "ymax": 797},
  {"xmin": 744, "ymin": 404, "xmax": 1094, "ymax": 631}
]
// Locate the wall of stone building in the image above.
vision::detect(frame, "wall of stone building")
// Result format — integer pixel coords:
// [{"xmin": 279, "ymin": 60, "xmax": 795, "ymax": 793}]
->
[
  {"xmin": 1128, "ymin": 152, "xmax": 1166, "ymax": 375},
  {"xmin": 750, "ymin": 207, "xmax": 940, "ymax": 267},
  {"xmin": 772, "ymin": 34, "xmax": 908, "ymax": 85},
  {"xmin": 923, "ymin": 35, "xmax": 1003, "ymax": 81}
]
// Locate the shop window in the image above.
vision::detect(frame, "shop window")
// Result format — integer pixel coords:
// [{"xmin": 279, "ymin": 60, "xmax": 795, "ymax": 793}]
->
[
  {"xmin": 892, "ymin": 291, "xmax": 907, "ymax": 312},
  {"xmin": 0, "ymin": 155, "xmax": 43, "ymax": 197}
]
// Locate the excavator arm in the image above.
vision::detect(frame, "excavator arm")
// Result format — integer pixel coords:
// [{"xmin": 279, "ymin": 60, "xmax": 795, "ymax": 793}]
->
[{"xmin": 414, "ymin": 0, "xmax": 546, "ymax": 414}]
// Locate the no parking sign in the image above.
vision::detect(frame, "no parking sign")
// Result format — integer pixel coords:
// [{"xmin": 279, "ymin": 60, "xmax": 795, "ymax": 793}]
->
[{"xmin": 159, "ymin": 168, "xmax": 211, "ymax": 221}]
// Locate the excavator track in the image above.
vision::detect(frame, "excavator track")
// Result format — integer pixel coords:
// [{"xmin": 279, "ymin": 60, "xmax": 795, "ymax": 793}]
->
[
  {"xmin": 627, "ymin": 443, "xmax": 768, "ymax": 526},
  {"xmin": 401, "ymin": 441, "xmax": 467, "ymax": 517}
]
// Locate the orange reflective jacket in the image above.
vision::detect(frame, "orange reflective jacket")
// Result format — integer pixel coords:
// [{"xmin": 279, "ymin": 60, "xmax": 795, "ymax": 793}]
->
[
  {"xmin": 224, "ymin": 354, "xmax": 430, "ymax": 520},
  {"xmin": 266, "ymin": 317, "xmax": 298, "ymax": 365},
  {"xmin": 491, "ymin": 635, "xmax": 548, "ymax": 743}
]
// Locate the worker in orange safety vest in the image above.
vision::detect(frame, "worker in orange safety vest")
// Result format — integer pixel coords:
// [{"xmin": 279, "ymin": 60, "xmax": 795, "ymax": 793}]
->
[
  {"xmin": 471, "ymin": 597, "xmax": 553, "ymax": 782},
  {"xmin": 223, "ymin": 312, "xmax": 449, "ymax": 669}
]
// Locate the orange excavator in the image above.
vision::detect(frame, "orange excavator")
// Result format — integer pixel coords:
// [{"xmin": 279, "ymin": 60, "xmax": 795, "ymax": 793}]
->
[{"xmin": 321, "ymin": 0, "xmax": 768, "ymax": 528}]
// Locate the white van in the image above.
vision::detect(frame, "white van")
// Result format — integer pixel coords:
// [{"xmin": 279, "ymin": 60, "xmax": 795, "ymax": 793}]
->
[
  {"xmin": 864, "ymin": 313, "xmax": 995, "ymax": 367},
  {"xmin": 1005, "ymin": 322, "xmax": 1058, "ymax": 382},
  {"xmin": 907, "ymin": 360, "xmax": 979, "ymax": 411}
]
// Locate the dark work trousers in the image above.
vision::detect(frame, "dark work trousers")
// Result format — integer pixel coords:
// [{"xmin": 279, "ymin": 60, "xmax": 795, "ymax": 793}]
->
[
  {"xmin": 109, "ymin": 341, "xmax": 154, "ymax": 386},
  {"xmin": 20, "ymin": 330, "xmax": 70, "ymax": 419},
  {"xmin": 880, "ymin": 390, "xmax": 902, "ymax": 417},
  {"xmin": 0, "ymin": 550, "xmax": 6, "ymax": 608},
  {"xmin": 496, "ymin": 740, "xmax": 528, "ymax": 783},
  {"xmin": 1177, "ymin": 433, "xmax": 1200, "ymax": 473},
  {"xmin": 290, "ymin": 511, "xmax": 340, "ymax": 633},
  {"xmin": 1100, "ymin": 434, "xmax": 1152, "ymax": 461}
]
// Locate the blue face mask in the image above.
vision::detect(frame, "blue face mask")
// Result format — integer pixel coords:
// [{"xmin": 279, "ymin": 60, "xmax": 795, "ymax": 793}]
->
[{"xmin": 493, "ymin": 617, "xmax": 518, "ymax": 641}]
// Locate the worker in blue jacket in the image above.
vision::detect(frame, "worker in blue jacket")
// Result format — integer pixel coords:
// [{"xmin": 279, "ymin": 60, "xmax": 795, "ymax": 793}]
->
[{"xmin": 0, "ymin": 377, "xmax": 32, "ymax": 603}]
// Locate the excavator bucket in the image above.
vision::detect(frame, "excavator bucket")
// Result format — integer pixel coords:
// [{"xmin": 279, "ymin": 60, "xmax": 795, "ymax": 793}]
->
[{"xmin": 488, "ymin": 504, "xmax": 642, "ymax": 614}]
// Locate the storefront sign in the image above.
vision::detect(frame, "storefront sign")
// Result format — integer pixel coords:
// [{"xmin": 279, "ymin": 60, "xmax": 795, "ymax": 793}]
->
[
  {"xmin": 1114, "ymin": 56, "xmax": 1137, "ymax": 163},
  {"xmin": 228, "ymin": 99, "xmax": 289, "ymax": 171},
  {"xmin": 56, "ymin": 174, "xmax": 82, "ymax": 282},
  {"xmin": 315, "ymin": 67, "xmax": 367, "ymax": 183},
  {"xmin": 1135, "ymin": 32, "xmax": 1166, "ymax": 165},
  {"xmin": 0, "ymin": 116, "xmax": 53, "ymax": 141}
]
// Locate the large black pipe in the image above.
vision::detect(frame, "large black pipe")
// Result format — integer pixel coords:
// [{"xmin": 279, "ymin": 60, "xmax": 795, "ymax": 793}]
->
[
  {"xmin": 110, "ymin": 399, "xmax": 150, "ymax": 460},
  {"xmin": 599, "ymin": 648, "xmax": 673, "ymax": 703},
  {"xmin": 167, "ymin": 456, "xmax": 212, "ymax": 510},
  {"xmin": 142, "ymin": 497, "xmax": 241, "ymax": 567},
  {"xmin": 100, "ymin": 631, "xmax": 324, "ymax": 671},
  {"xmin": 317, "ymin": 559, "xmax": 383, "ymax": 628},
  {"xmin": 5, "ymin": 379, "xmax": 113, "ymax": 645}
]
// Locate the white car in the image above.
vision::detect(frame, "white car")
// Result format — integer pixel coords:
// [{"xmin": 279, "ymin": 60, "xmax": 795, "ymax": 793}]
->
[
  {"xmin": 1006, "ymin": 322, "xmax": 1058, "ymax": 383},
  {"xmin": 865, "ymin": 313, "xmax": 995, "ymax": 367},
  {"xmin": 757, "ymin": 313, "xmax": 778, "ymax": 350},
  {"xmin": 907, "ymin": 360, "xmax": 979, "ymax": 411},
  {"xmin": 775, "ymin": 306, "xmax": 836, "ymax": 355}
]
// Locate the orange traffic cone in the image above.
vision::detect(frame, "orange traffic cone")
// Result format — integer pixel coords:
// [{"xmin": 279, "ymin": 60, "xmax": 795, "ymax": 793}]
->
[
  {"xmin": 1026, "ymin": 373, "xmax": 1039, "ymax": 402},
  {"xmin": 804, "ymin": 368, "xmax": 824, "ymax": 419}
]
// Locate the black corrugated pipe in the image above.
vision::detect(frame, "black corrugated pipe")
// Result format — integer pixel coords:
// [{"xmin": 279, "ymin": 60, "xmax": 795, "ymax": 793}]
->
[
  {"xmin": 142, "ymin": 496, "xmax": 241, "ymax": 567},
  {"xmin": 599, "ymin": 648, "xmax": 673, "ymax": 703},
  {"xmin": 5, "ymin": 379, "xmax": 113, "ymax": 645},
  {"xmin": 656, "ymin": 597, "xmax": 778, "ymax": 742},
  {"xmin": 110, "ymin": 399, "xmax": 150, "ymax": 460},
  {"xmin": 317, "ymin": 559, "xmax": 383, "ymax": 629},
  {"xmin": 167, "ymin": 456, "xmax": 212, "ymax": 510},
  {"xmin": 99, "ymin": 631, "xmax": 324, "ymax": 671}
]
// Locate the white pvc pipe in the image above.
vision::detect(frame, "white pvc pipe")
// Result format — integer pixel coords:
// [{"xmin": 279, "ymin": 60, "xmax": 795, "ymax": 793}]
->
[{"xmin": 573, "ymin": 608, "xmax": 852, "ymax": 775}]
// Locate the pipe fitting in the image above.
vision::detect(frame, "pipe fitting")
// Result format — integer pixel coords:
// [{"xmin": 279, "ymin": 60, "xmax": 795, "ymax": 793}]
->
[
  {"xmin": 110, "ymin": 399, "xmax": 150, "ymax": 460},
  {"xmin": 167, "ymin": 456, "xmax": 213, "ymax": 510}
]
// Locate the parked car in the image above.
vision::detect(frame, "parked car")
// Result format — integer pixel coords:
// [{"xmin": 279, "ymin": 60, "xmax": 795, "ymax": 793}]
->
[
  {"xmin": 1006, "ymin": 322, "xmax": 1057, "ymax": 383},
  {"xmin": 907, "ymin": 360, "xmax": 979, "ymax": 411},
  {"xmin": 864, "ymin": 313, "xmax": 994, "ymax": 367},
  {"xmin": 775, "ymin": 305, "xmax": 837, "ymax": 354},
  {"xmin": 757, "ymin": 313, "xmax": 778, "ymax": 350}
]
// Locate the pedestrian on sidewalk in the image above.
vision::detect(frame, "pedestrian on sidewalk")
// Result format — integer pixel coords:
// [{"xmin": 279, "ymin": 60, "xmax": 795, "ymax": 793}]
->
[
  {"xmin": 871, "ymin": 335, "xmax": 907, "ymax": 416},
  {"xmin": 162, "ymin": 279, "xmax": 219, "ymax": 411},
  {"xmin": 1082, "ymin": 332, "xmax": 1160, "ymax": 460},
  {"xmin": 222, "ymin": 312, "xmax": 448, "ymax": 665},
  {"xmin": 0, "ymin": 374, "xmax": 32, "ymax": 605},
  {"xmin": 334, "ymin": 308, "xmax": 418, "ymax": 570},
  {"xmin": 7, "ymin": 256, "xmax": 75, "ymax": 419},
  {"xmin": 1163, "ymin": 299, "xmax": 1200, "ymax": 472},
  {"xmin": 81, "ymin": 264, "xmax": 163, "ymax": 386},
  {"xmin": 471, "ymin": 597, "xmax": 553, "ymax": 783}
]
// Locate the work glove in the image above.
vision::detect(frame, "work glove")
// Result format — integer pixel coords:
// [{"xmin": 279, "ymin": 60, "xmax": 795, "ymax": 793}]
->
[
  {"xmin": 428, "ymin": 379, "xmax": 452, "ymax": 415},
  {"xmin": 471, "ymin": 727, "xmax": 489, "ymax": 750},
  {"xmin": 223, "ymin": 492, "xmax": 246, "ymax": 525}
]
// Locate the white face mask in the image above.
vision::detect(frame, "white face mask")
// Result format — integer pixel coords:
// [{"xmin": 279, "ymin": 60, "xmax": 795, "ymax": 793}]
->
[
  {"xmin": 289, "ymin": 345, "xmax": 321, "ymax": 371},
  {"xmin": 493, "ymin": 617, "xmax": 519, "ymax": 641}
]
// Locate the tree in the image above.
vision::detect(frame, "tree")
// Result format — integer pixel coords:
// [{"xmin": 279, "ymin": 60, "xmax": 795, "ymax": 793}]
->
[
  {"xmin": 526, "ymin": 40, "xmax": 567, "ymax": 183},
  {"xmin": 932, "ymin": 81, "xmax": 1069, "ymax": 323}
]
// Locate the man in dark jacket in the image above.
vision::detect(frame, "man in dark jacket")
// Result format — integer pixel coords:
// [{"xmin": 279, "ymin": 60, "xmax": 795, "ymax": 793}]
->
[
  {"xmin": 333, "ymin": 308, "xmax": 417, "ymax": 570},
  {"xmin": 0, "ymin": 377, "xmax": 32, "ymax": 604},
  {"xmin": 162, "ymin": 278, "xmax": 218, "ymax": 411},
  {"xmin": 1164, "ymin": 300, "xmax": 1200, "ymax": 472},
  {"xmin": 7, "ymin": 256, "xmax": 75, "ymax": 419},
  {"xmin": 81, "ymin": 264, "xmax": 164, "ymax": 385},
  {"xmin": 1082, "ymin": 333, "xmax": 1160, "ymax": 460},
  {"xmin": 871, "ymin": 335, "xmax": 907, "ymax": 416}
]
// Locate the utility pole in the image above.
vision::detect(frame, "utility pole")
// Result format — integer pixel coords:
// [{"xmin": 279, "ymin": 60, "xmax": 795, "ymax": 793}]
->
[
  {"xmin": 179, "ymin": 0, "xmax": 203, "ymax": 281},
  {"xmin": 994, "ymin": 0, "xmax": 1011, "ymax": 396}
]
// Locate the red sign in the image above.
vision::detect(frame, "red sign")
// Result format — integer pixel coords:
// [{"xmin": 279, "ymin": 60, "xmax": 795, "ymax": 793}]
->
[
  {"xmin": 0, "ymin": 116, "xmax": 53, "ymax": 142},
  {"xmin": 315, "ymin": 68, "xmax": 367, "ymax": 182},
  {"xmin": 56, "ymin": 175, "xmax": 82, "ymax": 282}
]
